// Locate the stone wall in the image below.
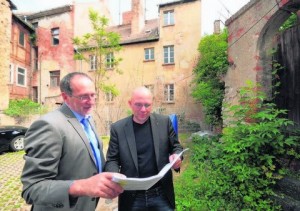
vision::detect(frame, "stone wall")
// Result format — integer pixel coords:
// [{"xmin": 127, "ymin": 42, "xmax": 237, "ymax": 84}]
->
[{"xmin": 224, "ymin": 0, "xmax": 300, "ymax": 123}]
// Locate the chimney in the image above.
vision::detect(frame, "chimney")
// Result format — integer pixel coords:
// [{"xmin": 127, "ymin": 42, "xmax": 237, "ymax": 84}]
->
[
  {"xmin": 214, "ymin": 20, "xmax": 221, "ymax": 34},
  {"xmin": 131, "ymin": 0, "xmax": 145, "ymax": 35},
  {"xmin": 123, "ymin": 11, "xmax": 133, "ymax": 25}
]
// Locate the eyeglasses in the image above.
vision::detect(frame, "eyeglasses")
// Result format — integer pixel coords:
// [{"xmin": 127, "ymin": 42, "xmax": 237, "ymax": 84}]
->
[
  {"xmin": 134, "ymin": 103, "xmax": 151, "ymax": 109},
  {"xmin": 71, "ymin": 94, "xmax": 97, "ymax": 101}
]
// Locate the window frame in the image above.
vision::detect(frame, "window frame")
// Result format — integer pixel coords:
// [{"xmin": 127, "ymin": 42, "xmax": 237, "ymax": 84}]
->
[
  {"xmin": 105, "ymin": 91, "xmax": 114, "ymax": 102},
  {"xmin": 51, "ymin": 28, "xmax": 60, "ymax": 46},
  {"xmin": 19, "ymin": 30, "xmax": 25, "ymax": 47},
  {"xmin": 32, "ymin": 22, "xmax": 38, "ymax": 29},
  {"xmin": 144, "ymin": 84, "xmax": 154, "ymax": 94},
  {"xmin": 89, "ymin": 55, "xmax": 97, "ymax": 70},
  {"xmin": 164, "ymin": 84, "xmax": 175, "ymax": 102},
  {"xmin": 9, "ymin": 64, "xmax": 14, "ymax": 84},
  {"xmin": 144, "ymin": 48, "xmax": 155, "ymax": 61},
  {"xmin": 17, "ymin": 66, "xmax": 26, "ymax": 87},
  {"xmin": 163, "ymin": 45, "xmax": 174, "ymax": 64},
  {"xmin": 33, "ymin": 47, "xmax": 39, "ymax": 71},
  {"xmin": 106, "ymin": 52, "xmax": 114, "ymax": 69},
  {"xmin": 163, "ymin": 10, "xmax": 175, "ymax": 26},
  {"xmin": 49, "ymin": 70, "xmax": 60, "ymax": 88}
]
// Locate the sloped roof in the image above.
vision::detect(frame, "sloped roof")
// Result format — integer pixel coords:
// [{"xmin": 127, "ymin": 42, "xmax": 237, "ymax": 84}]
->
[
  {"xmin": 24, "ymin": 5, "xmax": 73, "ymax": 21},
  {"xmin": 159, "ymin": 0, "xmax": 197, "ymax": 8},
  {"xmin": 8, "ymin": 0, "xmax": 17, "ymax": 10},
  {"xmin": 12, "ymin": 13, "xmax": 35, "ymax": 32},
  {"xmin": 108, "ymin": 19, "xmax": 159, "ymax": 45}
]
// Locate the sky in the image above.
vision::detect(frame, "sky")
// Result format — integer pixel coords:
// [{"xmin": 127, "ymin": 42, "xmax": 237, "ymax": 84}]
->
[{"xmin": 11, "ymin": 0, "xmax": 250, "ymax": 35}]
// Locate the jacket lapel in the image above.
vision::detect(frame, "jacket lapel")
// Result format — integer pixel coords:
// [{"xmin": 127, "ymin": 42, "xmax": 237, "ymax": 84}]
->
[
  {"xmin": 59, "ymin": 104, "xmax": 98, "ymax": 168},
  {"xmin": 124, "ymin": 118, "xmax": 139, "ymax": 172},
  {"xmin": 150, "ymin": 114, "xmax": 160, "ymax": 168}
]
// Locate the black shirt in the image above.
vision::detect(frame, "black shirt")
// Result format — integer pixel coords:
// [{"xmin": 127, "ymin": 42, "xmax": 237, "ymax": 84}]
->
[{"xmin": 133, "ymin": 118, "xmax": 158, "ymax": 178}]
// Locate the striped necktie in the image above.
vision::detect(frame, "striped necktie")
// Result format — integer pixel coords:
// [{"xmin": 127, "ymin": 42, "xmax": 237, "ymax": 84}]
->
[{"xmin": 81, "ymin": 118, "xmax": 101, "ymax": 172}]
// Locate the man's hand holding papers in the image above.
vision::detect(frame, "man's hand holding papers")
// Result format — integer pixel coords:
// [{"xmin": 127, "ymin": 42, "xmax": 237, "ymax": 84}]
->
[{"xmin": 112, "ymin": 148, "xmax": 189, "ymax": 190}]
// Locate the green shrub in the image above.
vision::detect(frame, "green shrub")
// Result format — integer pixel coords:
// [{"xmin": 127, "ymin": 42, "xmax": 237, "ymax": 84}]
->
[
  {"xmin": 192, "ymin": 29, "xmax": 228, "ymax": 127},
  {"xmin": 4, "ymin": 98, "xmax": 46, "ymax": 117},
  {"xmin": 175, "ymin": 81, "xmax": 300, "ymax": 210}
]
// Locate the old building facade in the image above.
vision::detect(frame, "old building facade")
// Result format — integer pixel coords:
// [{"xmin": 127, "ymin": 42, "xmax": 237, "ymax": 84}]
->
[
  {"xmin": 0, "ymin": 0, "xmax": 35, "ymax": 124},
  {"xmin": 23, "ymin": 1, "xmax": 112, "ymax": 107},
  {"xmin": 75, "ymin": 0, "xmax": 203, "ymax": 134},
  {"xmin": 3, "ymin": 0, "xmax": 204, "ymax": 133},
  {"xmin": 25, "ymin": 5, "xmax": 76, "ymax": 105},
  {"xmin": 0, "ymin": 0, "xmax": 15, "ymax": 111},
  {"xmin": 10, "ymin": 14, "xmax": 35, "ymax": 100}
]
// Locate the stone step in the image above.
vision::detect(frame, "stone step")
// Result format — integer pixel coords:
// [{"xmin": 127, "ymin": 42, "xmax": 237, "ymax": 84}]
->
[
  {"xmin": 272, "ymin": 191, "xmax": 300, "ymax": 211},
  {"xmin": 275, "ymin": 176, "xmax": 300, "ymax": 201}
]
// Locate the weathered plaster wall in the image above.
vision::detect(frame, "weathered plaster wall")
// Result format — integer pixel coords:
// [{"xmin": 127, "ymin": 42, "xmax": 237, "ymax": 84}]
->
[
  {"xmin": 0, "ymin": 0, "xmax": 11, "ymax": 111},
  {"xmin": 32, "ymin": 9, "xmax": 75, "ymax": 104},
  {"xmin": 73, "ymin": 0, "xmax": 113, "ymax": 37},
  {"xmin": 9, "ymin": 18, "xmax": 33, "ymax": 99},
  {"xmin": 225, "ymin": 0, "xmax": 300, "ymax": 106}
]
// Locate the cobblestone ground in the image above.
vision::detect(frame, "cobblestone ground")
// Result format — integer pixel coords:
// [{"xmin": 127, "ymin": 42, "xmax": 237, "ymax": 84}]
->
[
  {"xmin": 0, "ymin": 151, "xmax": 117, "ymax": 211},
  {"xmin": 0, "ymin": 151, "xmax": 30, "ymax": 211}
]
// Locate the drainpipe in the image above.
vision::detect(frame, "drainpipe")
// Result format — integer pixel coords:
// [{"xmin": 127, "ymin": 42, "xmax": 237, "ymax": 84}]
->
[{"xmin": 39, "ymin": 53, "xmax": 43, "ymax": 105}]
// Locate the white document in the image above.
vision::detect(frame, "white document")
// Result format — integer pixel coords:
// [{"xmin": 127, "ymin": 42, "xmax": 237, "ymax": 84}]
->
[{"xmin": 112, "ymin": 148, "xmax": 189, "ymax": 190}]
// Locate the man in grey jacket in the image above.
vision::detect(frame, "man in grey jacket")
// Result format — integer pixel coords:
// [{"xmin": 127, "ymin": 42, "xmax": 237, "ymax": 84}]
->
[{"xmin": 21, "ymin": 72, "xmax": 124, "ymax": 211}]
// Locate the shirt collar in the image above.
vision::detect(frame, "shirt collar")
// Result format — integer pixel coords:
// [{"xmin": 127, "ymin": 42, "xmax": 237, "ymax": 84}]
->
[{"xmin": 65, "ymin": 103, "xmax": 90, "ymax": 122}]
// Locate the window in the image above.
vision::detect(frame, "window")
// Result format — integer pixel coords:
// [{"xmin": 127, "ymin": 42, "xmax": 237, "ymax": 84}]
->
[
  {"xmin": 144, "ymin": 84, "xmax": 154, "ymax": 94},
  {"xmin": 51, "ymin": 28, "xmax": 59, "ymax": 45},
  {"xmin": 106, "ymin": 52, "xmax": 114, "ymax": 69},
  {"xmin": 105, "ymin": 91, "xmax": 114, "ymax": 102},
  {"xmin": 144, "ymin": 48, "xmax": 154, "ymax": 61},
  {"xmin": 32, "ymin": 86, "xmax": 38, "ymax": 102},
  {"xmin": 9, "ymin": 64, "xmax": 14, "ymax": 84},
  {"xmin": 19, "ymin": 31, "xmax": 25, "ymax": 47},
  {"xmin": 163, "ymin": 45, "xmax": 174, "ymax": 64},
  {"xmin": 50, "ymin": 71, "xmax": 60, "ymax": 87},
  {"xmin": 164, "ymin": 84, "xmax": 174, "ymax": 102},
  {"xmin": 89, "ymin": 55, "xmax": 97, "ymax": 70},
  {"xmin": 32, "ymin": 22, "xmax": 38, "ymax": 29},
  {"xmin": 17, "ymin": 67, "xmax": 26, "ymax": 86},
  {"xmin": 33, "ymin": 47, "xmax": 38, "ymax": 70},
  {"xmin": 105, "ymin": 120, "xmax": 112, "ymax": 135},
  {"xmin": 163, "ymin": 10, "xmax": 174, "ymax": 26}
]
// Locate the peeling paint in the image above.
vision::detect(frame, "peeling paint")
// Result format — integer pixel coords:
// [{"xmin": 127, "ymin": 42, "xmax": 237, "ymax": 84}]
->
[{"xmin": 254, "ymin": 65, "xmax": 263, "ymax": 72}]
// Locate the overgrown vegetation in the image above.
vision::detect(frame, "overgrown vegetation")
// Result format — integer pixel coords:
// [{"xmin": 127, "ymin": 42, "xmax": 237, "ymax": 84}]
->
[
  {"xmin": 4, "ymin": 98, "xmax": 46, "ymax": 119},
  {"xmin": 175, "ymin": 81, "xmax": 300, "ymax": 210},
  {"xmin": 192, "ymin": 29, "xmax": 229, "ymax": 128},
  {"xmin": 279, "ymin": 13, "xmax": 298, "ymax": 32}
]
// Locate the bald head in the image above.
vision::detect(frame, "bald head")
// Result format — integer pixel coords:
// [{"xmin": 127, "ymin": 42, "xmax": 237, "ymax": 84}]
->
[
  {"xmin": 131, "ymin": 86, "xmax": 153, "ymax": 101},
  {"xmin": 129, "ymin": 86, "xmax": 153, "ymax": 124}
]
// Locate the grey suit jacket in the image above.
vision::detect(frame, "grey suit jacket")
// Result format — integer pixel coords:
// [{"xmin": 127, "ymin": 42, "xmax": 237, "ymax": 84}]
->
[
  {"xmin": 105, "ymin": 113, "xmax": 183, "ymax": 210},
  {"xmin": 21, "ymin": 104, "xmax": 105, "ymax": 211}
]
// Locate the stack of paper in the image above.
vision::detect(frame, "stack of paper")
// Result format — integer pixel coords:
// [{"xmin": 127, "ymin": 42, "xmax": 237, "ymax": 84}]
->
[{"xmin": 112, "ymin": 148, "xmax": 189, "ymax": 190}]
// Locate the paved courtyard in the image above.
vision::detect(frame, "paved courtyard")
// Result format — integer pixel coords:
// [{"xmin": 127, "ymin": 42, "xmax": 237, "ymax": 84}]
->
[{"xmin": 0, "ymin": 151, "xmax": 117, "ymax": 211}]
